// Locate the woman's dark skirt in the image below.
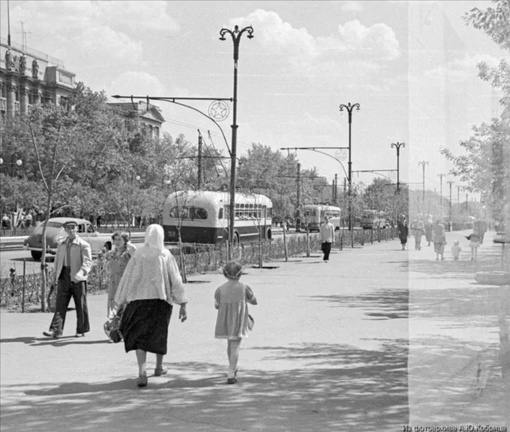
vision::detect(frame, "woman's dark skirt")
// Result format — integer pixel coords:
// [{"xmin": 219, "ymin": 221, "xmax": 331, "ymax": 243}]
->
[{"xmin": 120, "ymin": 299, "xmax": 173, "ymax": 355}]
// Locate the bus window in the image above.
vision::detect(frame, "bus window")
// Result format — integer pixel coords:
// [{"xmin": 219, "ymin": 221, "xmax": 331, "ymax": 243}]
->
[
  {"xmin": 190, "ymin": 207, "xmax": 208, "ymax": 220},
  {"xmin": 169, "ymin": 206, "xmax": 207, "ymax": 220},
  {"xmin": 169, "ymin": 206, "xmax": 188, "ymax": 219}
]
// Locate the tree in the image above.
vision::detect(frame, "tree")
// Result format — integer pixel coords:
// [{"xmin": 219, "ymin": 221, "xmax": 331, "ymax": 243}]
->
[
  {"xmin": 464, "ymin": 0, "xmax": 510, "ymax": 119},
  {"xmin": 27, "ymin": 103, "xmax": 80, "ymax": 311},
  {"xmin": 442, "ymin": 1, "xmax": 510, "ymax": 225}
]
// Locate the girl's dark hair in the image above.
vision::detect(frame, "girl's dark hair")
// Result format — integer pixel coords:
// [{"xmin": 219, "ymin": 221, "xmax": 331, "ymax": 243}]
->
[
  {"xmin": 112, "ymin": 231, "xmax": 129, "ymax": 244},
  {"xmin": 223, "ymin": 261, "xmax": 243, "ymax": 280}
]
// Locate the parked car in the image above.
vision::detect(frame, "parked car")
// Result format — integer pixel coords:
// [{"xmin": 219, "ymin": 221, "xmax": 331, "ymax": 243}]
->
[{"xmin": 24, "ymin": 217, "xmax": 113, "ymax": 261}]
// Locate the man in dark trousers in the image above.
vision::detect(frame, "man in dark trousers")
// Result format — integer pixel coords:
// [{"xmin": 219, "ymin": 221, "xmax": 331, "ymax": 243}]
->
[
  {"xmin": 43, "ymin": 220, "xmax": 92, "ymax": 338},
  {"xmin": 319, "ymin": 216, "xmax": 335, "ymax": 263}
]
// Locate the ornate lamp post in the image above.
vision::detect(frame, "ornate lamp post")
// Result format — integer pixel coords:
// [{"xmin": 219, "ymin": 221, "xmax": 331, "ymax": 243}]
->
[
  {"xmin": 391, "ymin": 142, "xmax": 405, "ymax": 194},
  {"xmin": 0, "ymin": 152, "xmax": 23, "ymax": 176},
  {"xmin": 219, "ymin": 25, "xmax": 254, "ymax": 255},
  {"xmin": 339, "ymin": 102, "xmax": 360, "ymax": 233}
]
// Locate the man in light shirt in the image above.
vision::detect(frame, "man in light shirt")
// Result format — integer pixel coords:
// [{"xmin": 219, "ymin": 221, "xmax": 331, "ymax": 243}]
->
[
  {"xmin": 319, "ymin": 216, "xmax": 335, "ymax": 263},
  {"xmin": 43, "ymin": 220, "xmax": 92, "ymax": 338}
]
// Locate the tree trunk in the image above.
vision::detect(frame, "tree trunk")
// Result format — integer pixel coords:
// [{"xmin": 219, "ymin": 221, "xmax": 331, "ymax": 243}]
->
[{"xmin": 40, "ymin": 196, "xmax": 53, "ymax": 312}]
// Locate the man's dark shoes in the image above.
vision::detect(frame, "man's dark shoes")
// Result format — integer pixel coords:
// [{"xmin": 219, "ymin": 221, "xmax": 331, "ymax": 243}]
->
[
  {"xmin": 43, "ymin": 331, "xmax": 59, "ymax": 339},
  {"xmin": 227, "ymin": 377, "xmax": 238, "ymax": 384},
  {"xmin": 75, "ymin": 333, "xmax": 85, "ymax": 338}
]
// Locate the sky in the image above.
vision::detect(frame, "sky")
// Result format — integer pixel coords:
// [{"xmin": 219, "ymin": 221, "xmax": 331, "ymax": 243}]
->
[{"xmin": 1, "ymin": 1, "xmax": 506, "ymax": 199}]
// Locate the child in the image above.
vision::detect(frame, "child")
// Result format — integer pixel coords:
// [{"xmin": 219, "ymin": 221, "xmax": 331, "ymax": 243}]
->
[
  {"xmin": 214, "ymin": 261, "xmax": 257, "ymax": 384},
  {"xmin": 451, "ymin": 240, "xmax": 462, "ymax": 261},
  {"xmin": 466, "ymin": 230, "xmax": 481, "ymax": 261}
]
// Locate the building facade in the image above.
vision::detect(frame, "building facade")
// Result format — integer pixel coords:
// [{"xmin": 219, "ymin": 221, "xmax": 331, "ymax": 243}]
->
[
  {"xmin": 0, "ymin": 38, "xmax": 76, "ymax": 124},
  {"xmin": 0, "ymin": 38, "xmax": 165, "ymax": 137},
  {"xmin": 108, "ymin": 101, "xmax": 165, "ymax": 139}
]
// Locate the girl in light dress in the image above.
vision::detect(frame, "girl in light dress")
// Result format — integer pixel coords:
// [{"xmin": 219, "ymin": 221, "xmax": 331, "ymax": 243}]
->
[{"xmin": 214, "ymin": 261, "xmax": 257, "ymax": 384}]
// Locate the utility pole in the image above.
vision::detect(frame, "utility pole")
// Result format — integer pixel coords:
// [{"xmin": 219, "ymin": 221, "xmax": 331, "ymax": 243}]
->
[
  {"xmin": 334, "ymin": 173, "xmax": 338, "ymax": 204},
  {"xmin": 438, "ymin": 173, "xmax": 446, "ymax": 218},
  {"xmin": 197, "ymin": 130, "xmax": 203, "ymax": 190},
  {"xmin": 418, "ymin": 161, "xmax": 428, "ymax": 206},
  {"xmin": 447, "ymin": 180, "xmax": 454, "ymax": 231},
  {"xmin": 296, "ymin": 163, "xmax": 302, "ymax": 231}
]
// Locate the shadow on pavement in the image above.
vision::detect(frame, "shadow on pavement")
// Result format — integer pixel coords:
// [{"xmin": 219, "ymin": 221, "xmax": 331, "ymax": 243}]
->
[
  {"xmin": 2, "ymin": 341, "xmax": 409, "ymax": 432},
  {"xmin": 307, "ymin": 288, "xmax": 409, "ymax": 320}
]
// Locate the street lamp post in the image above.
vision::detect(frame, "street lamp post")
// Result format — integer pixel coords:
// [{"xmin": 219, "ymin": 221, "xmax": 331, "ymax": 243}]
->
[
  {"xmin": 390, "ymin": 142, "xmax": 405, "ymax": 194},
  {"xmin": 220, "ymin": 25, "xmax": 254, "ymax": 256},
  {"xmin": 438, "ymin": 173, "xmax": 446, "ymax": 218},
  {"xmin": 418, "ymin": 161, "xmax": 428, "ymax": 207},
  {"xmin": 0, "ymin": 152, "xmax": 23, "ymax": 176},
  {"xmin": 447, "ymin": 180, "xmax": 454, "ymax": 231},
  {"xmin": 339, "ymin": 102, "xmax": 360, "ymax": 234}
]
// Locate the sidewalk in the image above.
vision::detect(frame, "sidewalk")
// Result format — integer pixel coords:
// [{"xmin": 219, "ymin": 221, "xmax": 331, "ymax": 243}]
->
[
  {"xmin": 0, "ymin": 230, "xmax": 508, "ymax": 431},
  {"xmin": 407, "ymin": 230, "xmax": 510, "ymax": 427}
]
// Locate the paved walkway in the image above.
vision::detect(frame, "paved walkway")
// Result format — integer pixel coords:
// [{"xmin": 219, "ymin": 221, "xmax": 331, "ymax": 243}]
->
[{"xmin": 1, "ymin": 230, "xmax": 508, "ymax": 431}]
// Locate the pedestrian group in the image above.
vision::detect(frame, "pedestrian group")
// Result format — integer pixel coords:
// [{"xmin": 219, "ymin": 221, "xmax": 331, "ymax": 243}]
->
[
  {"xmin": 43, "ymin": 222, "xmax": 257, "ymax": 387},
  {"xmin": 41, "ymin": 216, "xmax": 483, "ymax": 387}
]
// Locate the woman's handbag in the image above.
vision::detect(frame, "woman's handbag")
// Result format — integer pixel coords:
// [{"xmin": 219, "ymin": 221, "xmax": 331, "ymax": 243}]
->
[{"xmin": 104, "ymin": 307, "xmax": 123, "ymax": 343}]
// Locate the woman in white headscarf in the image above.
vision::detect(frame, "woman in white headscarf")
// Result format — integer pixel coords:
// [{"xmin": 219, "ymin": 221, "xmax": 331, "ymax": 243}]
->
[{"xmin": 114, "ymin": 224, "xmax": 188, "ymax": 388}]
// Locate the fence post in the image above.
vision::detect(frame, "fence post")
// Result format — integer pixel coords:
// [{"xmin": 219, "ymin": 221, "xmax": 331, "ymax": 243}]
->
[
  {"xmin": 22, "ymin": 259, "xmax": 26, "ymax": 313},
  {"xmin": 283, "ymin": 228, "xmax": 288, "ymax": 262}
]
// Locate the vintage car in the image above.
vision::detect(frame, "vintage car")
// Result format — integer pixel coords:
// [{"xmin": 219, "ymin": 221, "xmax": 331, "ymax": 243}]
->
[{"xmin": 24, "ymin": 217, "xmax": 113, "ymax": 261}]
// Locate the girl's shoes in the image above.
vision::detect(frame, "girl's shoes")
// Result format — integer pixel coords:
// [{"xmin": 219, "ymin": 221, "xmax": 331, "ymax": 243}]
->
[
  {"xmin": 154, "ymin": 367, "xmax": 168, "ymax": 376},
  {"xmin": 137, "ymin": 375, "xmax": 148, "ymax": 388},
  {"xmin": 227, "ymin": 369, "xmax": 239, "ymax": 384}
]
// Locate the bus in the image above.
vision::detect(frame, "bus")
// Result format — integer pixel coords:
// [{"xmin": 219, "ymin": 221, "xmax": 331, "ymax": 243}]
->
[
  {"xmin": 163, "ymin": 190, "xmax": 273, "ymax": 245},
  {"xmin": 302, "ymin": 204, "xmax": 342, "ymax": 232},
  {"xmin": 361, "ymin": 210, "xmax": 389, "ymax": 229}
]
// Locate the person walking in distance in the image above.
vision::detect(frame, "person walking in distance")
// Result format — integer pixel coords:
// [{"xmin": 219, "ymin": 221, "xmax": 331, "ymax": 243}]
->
[
  {"xmin": 319, "ymin": 216, "xmax": 335, "ymax": 262},
  {"xmin": 398, "ymin": 217, "xmax": 409, "ymax": 251},
  {"xmin": 432, "ymin": 219, "xmax": 447, "ymax": 261},
  {"xmin": 43, "ymin": 220, "xmax": 92, "ymax": 338},
  {"xmin": 466, "ymin": 229, "xmax": 481, "ymax": 261},
  {"xmin": 215, "ymin": 261, "xmax": 258, "ymax": 384}
]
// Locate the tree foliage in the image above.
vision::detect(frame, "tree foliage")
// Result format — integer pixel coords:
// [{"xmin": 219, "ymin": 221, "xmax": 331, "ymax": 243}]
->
[{"xmin": 441, "ymin": 0, "xmax": 510, "ymax": 223}]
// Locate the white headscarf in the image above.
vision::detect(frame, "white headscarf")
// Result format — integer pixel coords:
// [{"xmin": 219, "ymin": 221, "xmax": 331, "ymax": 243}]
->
[{"xmin": 144, "ymin": 224, "xmax": 164, "ymax": 251}]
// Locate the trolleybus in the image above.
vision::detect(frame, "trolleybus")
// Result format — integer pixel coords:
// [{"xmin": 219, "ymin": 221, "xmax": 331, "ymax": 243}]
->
[
  {"xmin": 302, "ymin": 204, "xmax": 341, "ymax": 232},
  {"xmin": 163, "ymin": 190, "xmax": 273, "ymax": 245}
]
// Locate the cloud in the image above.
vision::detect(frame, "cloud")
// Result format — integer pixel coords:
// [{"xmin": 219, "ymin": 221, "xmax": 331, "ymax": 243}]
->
[
  {"xmin": 423, "ymin": 53, "xmax": 502, "ymax": 82},
  {"xmin": 93, "ymin": 1, "xmax": 180, "ymax": 33},
  {"xmin": 107, "ymin": 71, "xmax": 167, "ymax": 97},
  {"xmin": 341, "ymin": 1, "xmax": 364, "ymax": 13},
  {"xmin": 229, "ymin": 10, "xmax": 400, "ymax": 75},
  {"xmin": 8, "ymin": 1, "xmax": 178, "ymax": 69}
]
